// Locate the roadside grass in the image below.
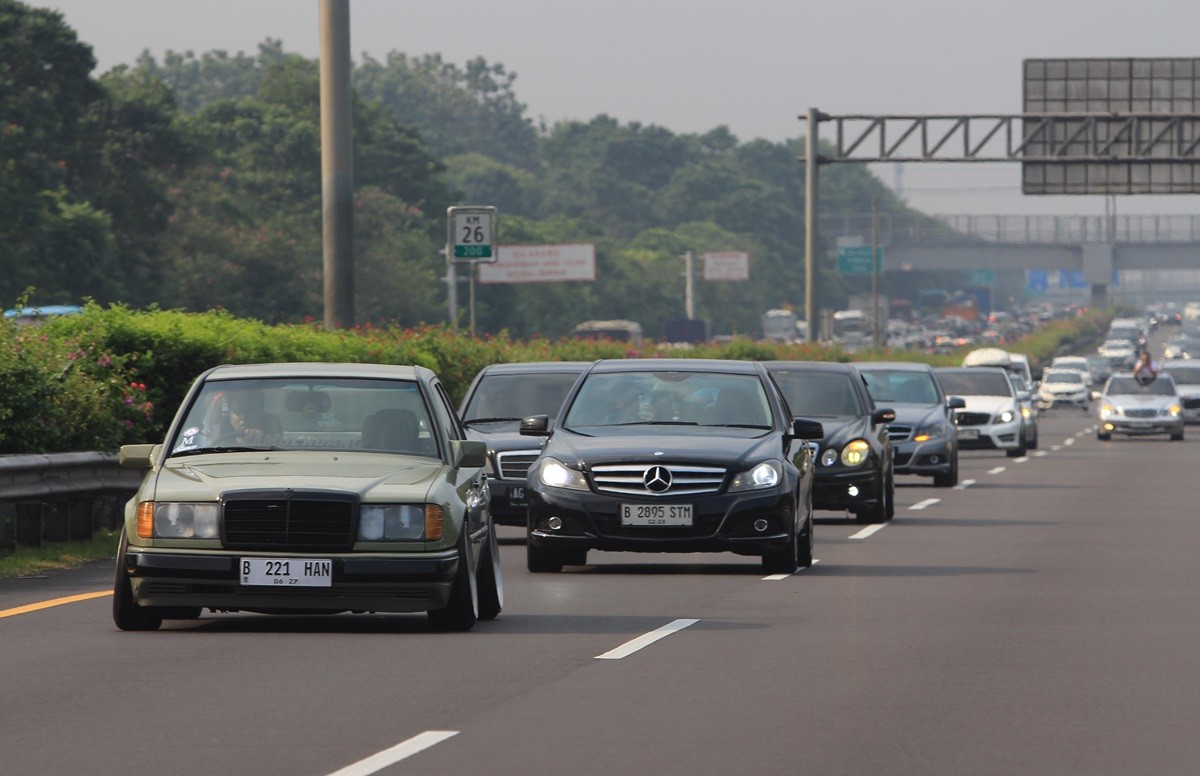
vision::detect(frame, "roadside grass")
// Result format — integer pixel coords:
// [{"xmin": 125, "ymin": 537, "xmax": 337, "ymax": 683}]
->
[{"xmin": 0, "ymin": 529, "xmax": 120, "ymax": 580}]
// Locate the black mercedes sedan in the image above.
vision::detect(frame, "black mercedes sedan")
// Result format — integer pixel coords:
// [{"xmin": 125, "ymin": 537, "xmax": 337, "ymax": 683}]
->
[
  {"xmin": 764, "ymin": 361, "xmax": 895, "ymax": 523},
  {"xmin": 520, "ymin": 359, "xmax": 823, "ymax": 573},
  {"xmin": 459, "ymin": 361, "xmax": 589, "ymax": 525},
  {"xmin": 856, "ymin": 361, "xmax": 965, "ymax": 487}
]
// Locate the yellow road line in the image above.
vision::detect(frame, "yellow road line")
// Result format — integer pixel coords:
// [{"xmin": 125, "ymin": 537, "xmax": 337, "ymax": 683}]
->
[{"xmin": 0, "ymin": 590, "xmax": 112, "ymax": 619}]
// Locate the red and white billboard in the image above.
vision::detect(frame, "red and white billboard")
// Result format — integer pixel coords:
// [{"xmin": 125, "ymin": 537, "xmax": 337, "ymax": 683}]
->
[
  {"xmin": 703, "ymin": 251, "xmax": 750, "ymax": 281},
  {"xmin": 477, "ymin": 243, "xmax": 597, "ymax": 284}
]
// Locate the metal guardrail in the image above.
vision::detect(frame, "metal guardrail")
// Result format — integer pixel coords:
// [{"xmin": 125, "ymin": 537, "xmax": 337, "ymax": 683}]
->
[{"xmin": 0, "ymin": 453, "xmax": 145, "ymax": 553}]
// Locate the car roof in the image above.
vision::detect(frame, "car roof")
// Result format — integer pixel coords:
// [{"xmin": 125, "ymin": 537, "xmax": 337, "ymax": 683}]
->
[
  {"xmin": 589, "ymin": 358, "xmax": 760, "ymax": 375},
  {"xmin": 474, "ymin": 361, "xmax": 592, "ymax": 375},
  {"xmin": 853, "ymin": 361, "xmax": 933, "ymax": 373},
  {"xmin": 202, "ymin": 362, "xmax": 431, "ymax": 381},
  {"xmin": 763, "ymin": 360, "xmax": 861, "ymax": 374},
  {"xmin": 935, "ymin": 366, "xmax": 1008, "ymax": 375}
]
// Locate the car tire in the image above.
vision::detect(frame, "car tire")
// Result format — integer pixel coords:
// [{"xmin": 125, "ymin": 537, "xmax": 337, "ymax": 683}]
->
[
  {"xmin": 762, "ymin": 522, "xmax": 800, "ymax": 574},
  {"xmin": 933, "ymin": 453, "xmax": 958, "ymax": 488},
  {"xmin": 1007, "ymin": 432, "xmax": 1028, "ymax": 458},
  {"xmin": 1028, "ymin": 425, "xmax": 1039, "ymax": 450},
  {"xmin": 797, "ymin": 498, "xmax": 814, "ymax": 569},
  {"xmin": 856, "ymin": 470, "xmax": 891, "ymax": 524},
  {"xmin": 427, "ymin": 533, "xmax": 478, "ymax": 632},
  {"xmin": 526, "ymin": 542, "xmax": 564, "ymax": 573},
  {"xmin": 112, "ymin": 532, "xmax": 163, "ymax": 632},
  {"xmin": 476, "ymin": 527, "xmax": 503, "ymax": 621},
  {"xmin": 1171, "ymin": 429, "xmax": 1185, "ymax": 441},
  {"xmin": 1097, "ymin": 429, "xmax": 1111, "ymax": 441}
]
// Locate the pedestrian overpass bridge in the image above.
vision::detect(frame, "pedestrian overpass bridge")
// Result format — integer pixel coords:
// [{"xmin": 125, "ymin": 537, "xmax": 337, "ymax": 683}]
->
[{"xmin": 824, "ymin": 213, "xmax": 1200, "ymax": 304}]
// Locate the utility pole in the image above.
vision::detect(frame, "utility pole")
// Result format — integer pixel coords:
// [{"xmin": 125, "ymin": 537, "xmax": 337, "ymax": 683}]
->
[
  {"xmin": 871, "ymin": 196, "xmax": 881, "ymax": 349},
  {"xmin": 319, "ymin": 0, "xmax": 354, "ymax": 329},
  {"xmin": 804, "ymin": 108, "xmax": 820, "ymax": 342},
  {"xmin": 683, "ymin": 251, "xmax": 695, "ymax": 319}
]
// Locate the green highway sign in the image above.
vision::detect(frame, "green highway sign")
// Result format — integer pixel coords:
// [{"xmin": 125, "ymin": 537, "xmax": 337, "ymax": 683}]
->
[{"xmin": 837, "ymin": 245, "xmax": 883, "ymax": 276}]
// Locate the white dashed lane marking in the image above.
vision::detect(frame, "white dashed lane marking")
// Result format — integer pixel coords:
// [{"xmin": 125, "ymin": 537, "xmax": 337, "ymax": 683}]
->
[
  {"xmin": 909, "ymin": 498, "xmax": 941, "ymax": 511},
  {"xmin": 595, "ymin": 618, "xmax": 699, "ymax": 660}
]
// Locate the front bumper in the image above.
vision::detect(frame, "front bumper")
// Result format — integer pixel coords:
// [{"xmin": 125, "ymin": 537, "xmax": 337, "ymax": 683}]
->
[
  {"xmin": 891, "ymin": 437, "xmax": 955, "ymax": 477},
  {"xmin": 121, "ymin": 548, "xmax": 458, "ymax": 613},
  {"xmin": 526, "ymin": 486, "xmax": 799, "ymax": 557},
  {"xmin": 1038, "ymin": 392, "xmax": 1089, "ymax": 409},
  {"xmin": 812, "ymin": 468, "xmax": 884, "ymax": 511},
  {"xmin": 956, "ymin": 419, "xmax": 1022, "ymax": 450},
  {"xmin": 1099, "ymin": 415, "xmax": 1184, "ymax": 436}
]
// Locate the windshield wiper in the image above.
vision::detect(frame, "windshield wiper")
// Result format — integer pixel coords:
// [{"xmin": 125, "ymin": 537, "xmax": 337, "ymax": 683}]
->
[
  {"xmin": 705, "ymin": 423, "xmax": 771, "ymax": 429},
  {"xmin": 171, "ymin": 445, "xmax": 276, "ymax": 457},
  {"xmin": 609, "ymin": 420, "xmax": 700, "ymax": 426},
  {"xmin": 463, "ymin": 417, "xmax": 523, "ymax": 425}
]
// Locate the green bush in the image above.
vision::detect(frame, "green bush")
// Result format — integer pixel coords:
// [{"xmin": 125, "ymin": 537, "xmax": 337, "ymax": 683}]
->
[{"xmin": 5, "ymin": 303, "xmax": 1111, "ymax": 453}]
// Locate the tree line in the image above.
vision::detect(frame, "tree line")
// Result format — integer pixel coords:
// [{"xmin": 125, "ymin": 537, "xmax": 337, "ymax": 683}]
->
[{"xmin": 0, "ymin": 1, "xmax": 950, "ymax": 339}]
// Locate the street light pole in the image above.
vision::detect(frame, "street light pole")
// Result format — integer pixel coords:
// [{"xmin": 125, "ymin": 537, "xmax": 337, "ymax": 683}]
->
[{"xmin": 804, "ymin": 108, "xmax": 820, "ymax": 342}]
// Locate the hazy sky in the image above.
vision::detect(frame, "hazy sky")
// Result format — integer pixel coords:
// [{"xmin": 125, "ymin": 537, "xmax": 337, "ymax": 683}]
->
[{"xmin": 31, "ymin": 0, "xmax": 1200, "ymax": 218}]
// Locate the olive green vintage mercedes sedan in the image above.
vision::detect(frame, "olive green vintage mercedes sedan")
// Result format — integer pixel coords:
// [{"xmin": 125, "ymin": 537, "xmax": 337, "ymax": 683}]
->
[{"xmin": 113, "ymin": 362, "xmax": 502, "ymax": 632}]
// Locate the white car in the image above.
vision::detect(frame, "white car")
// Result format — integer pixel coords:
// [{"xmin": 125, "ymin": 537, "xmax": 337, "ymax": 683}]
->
[
  {"xmin": 1097, "ymin": 374, "xmax": 1184, "ymax": 441},
  {"xmin": 1037, "ymin": 368, "xmax": 1091, "ymax": 410},
  {"xmin": 1097, "ymin": 339, "xmax": 1138, "ymax": 368},
  {"xmin": 934, "ymin": 367, "xmax": 1027, "ymax": 457},
  {"xmin": 1161, "ymin": 360, "xmax": 1200, "ymax": 424},
  {"xmin": 1049, "ymin": 356, "xmax": 1094, "ymax": 386}
]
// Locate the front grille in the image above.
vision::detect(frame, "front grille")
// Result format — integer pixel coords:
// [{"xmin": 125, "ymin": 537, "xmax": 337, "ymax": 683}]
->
[
  {"xmin": 496, "ymin": 450, "xmax": 540, "ymax": 480},
  {"xmin": 893, "ymin": 452, "xmax": 913, "ymax": 466},
  {"xmin": 957, "ymin": 412, "xmax": 991, "ymax": 427},
  {"xmin": 590, "ymin": 463, "xmax": 726, "ymax": 497},
  {"xmin": 886, "ymin": 424, "xmax": 913, "ymax": 441},
  {"xmin": 1124, "ymin": 408, "xmax": 1157, "ymax": 418},
  {"xmin": 1183, "ymin": 398, "xmax": 1200, "ymax": 410},
  {"xmin": 223, "ymin": 491, "xmax": 356, "ymax": 550}
]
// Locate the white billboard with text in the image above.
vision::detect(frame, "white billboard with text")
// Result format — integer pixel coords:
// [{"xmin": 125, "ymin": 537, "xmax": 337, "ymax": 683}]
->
[
  {"xmin": 478, "ymin": 243, "xmax": 597, "ymax": 284},
  {"xmin": 703, "ymin": 251, "xmax": 750, "ymax": 281}
]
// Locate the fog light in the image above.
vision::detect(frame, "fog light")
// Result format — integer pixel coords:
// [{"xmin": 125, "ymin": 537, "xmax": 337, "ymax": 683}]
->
[
  {"xmin": 548, "ymin": 516, "xmax": 563, "ymax": 530},
  {"xmin": 1104, "ymin": 423, "xmax": 1114, "ymax": 431},
  {"xmin": 929, "ymin": 455, "xmax": 940, "ymax": 464},
  {"xmin": 848, "ymin": 485, "xmax": 860, "ymax": 497},
  {"xmin": 753, "ymin": 519, "xmax": 769, "ymax": 532}
]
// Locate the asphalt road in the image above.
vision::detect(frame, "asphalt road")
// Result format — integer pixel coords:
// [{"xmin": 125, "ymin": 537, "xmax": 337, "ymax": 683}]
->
[{"xmin": 4, "ymin": 402, "xmax": 1200, "ymax": 775}]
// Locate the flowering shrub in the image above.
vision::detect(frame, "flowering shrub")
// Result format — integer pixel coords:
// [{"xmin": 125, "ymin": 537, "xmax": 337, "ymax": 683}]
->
[{"xmin": 10, "ymin": 302, "xmax": 1112, "ymax": 453}]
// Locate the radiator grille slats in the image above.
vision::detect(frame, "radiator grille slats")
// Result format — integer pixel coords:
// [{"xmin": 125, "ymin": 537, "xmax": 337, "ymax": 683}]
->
[{"xmin": 223, "ymin": 493, "xmax": 355, "ymax": 550}]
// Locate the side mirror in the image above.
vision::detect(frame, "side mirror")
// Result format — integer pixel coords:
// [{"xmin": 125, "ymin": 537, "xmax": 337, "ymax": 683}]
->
[
  {"xmin": 790, "ymin": 418, "xmax": 825, "ymax": 440},
  {"xmin": 871, "ymin": 407, "xmax": 896, "ymax": 425},
  {"xmin": 519, "ymin": 415, "xmax": 551, "ymax": 436},
  {"xmin": 451, "ymin": 439, "xmax": 488, "ymax": 468},
  {"xmin": 947, "ymin": 396, "xmax": 967, "ymax": 410},
  {"xmin": 119, "ymin": 443, "xmax": 159, "ymax": 469}
]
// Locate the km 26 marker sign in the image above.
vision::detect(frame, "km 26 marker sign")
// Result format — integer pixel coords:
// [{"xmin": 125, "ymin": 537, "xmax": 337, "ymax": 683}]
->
[{"xmin": 448, "ymin": 206, "xmax": 498, "ymax": 262}]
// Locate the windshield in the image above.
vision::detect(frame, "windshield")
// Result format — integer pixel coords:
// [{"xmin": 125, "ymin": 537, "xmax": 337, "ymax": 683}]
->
[
  {"xmin": 1044, "ymin": 371, "xmax": 1084, "ymax": 385},
  {"xmin": 462, "ymin": 371, "xmax": 580, "ymax": 422},
  {"xmin": 1106, "ymin": 376, "xmax": 1177, "ymax": 397},
  {"xmin": 170, "ymin": 377, "xmax": 438, "ymax": 456},
  {"xmin": 771, "ymin": 370, "xmax": 865, "ymax": 416},
  {"xmin": 1103, "ymin": 339, "xmax": 1133, "ymax": 349},
  {"xmin": 935, "ymin": 370, "xmax": 1012, "ymax": 397},
  {"xmin": 563, "ymin": 371, "xmax": 772, "ymax": 428},
  {"xmin": 860, "ymin": 369, "xmax": 939, "ymax": 405}
]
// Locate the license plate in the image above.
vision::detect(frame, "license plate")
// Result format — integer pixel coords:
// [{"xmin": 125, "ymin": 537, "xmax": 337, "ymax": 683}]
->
[
  {"xmin": 957, "ymin": 428, "xmax": 980, "ymax": 440},
  {"xmin": 621, "ymin": 503, "xmax": 693, "ymax": 526},
  {"xmin": 508, "ymin": 486, "xmax": 527, "ymax": 506},
  {"xmin": 240, "ymin": 558, "xmax": 332, "ymax": 587}
]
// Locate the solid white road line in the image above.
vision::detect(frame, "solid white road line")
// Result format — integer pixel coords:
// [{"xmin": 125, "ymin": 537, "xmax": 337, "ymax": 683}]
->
[
  {"xmin": 327, "ymin": 731, "xmax": 459, "ymax": 776},
  {"xmin": 988, "ymin": 466, "xmax": 1006, "ymax": 475},
  {"xmin": 909, "ymin": 498, "xmax": 941, "ymax": 511},
  {"xmin": 953, "ymin": 479, "xmax": 976, "ymax": 490},
  {"xmin": 595, "ymin": 618, "xmax": 699, "ymax": 660},
  {"xmin": 762, "ymin": 558, "xmax": 820, "ymax": 580},
  {"xmin": 849, "ymin": 524, "xmax": 886, "ymax": 540}
]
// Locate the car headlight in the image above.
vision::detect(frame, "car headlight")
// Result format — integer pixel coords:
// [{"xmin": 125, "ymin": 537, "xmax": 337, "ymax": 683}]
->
[
  {"xmin": 1020, "ymin": 406, "xmax": 1032, "ymax": 418},
  {"xmin": 1167, "ymin": 405, "xmax": 1182, "ymax": 417},
  {"xmin": 840, "ymin": 439, "xmax": 871, "ymax": 467},
  {"xmin": 138, "ymin": 502, "xmax": 220, "ymax": 539},
  {"xmin": 729, "ymin": 460, "xmax": 782, "ymax": 492},
  {"xmin": 820, "ymin": 448, "xmax": 838, "ymax": 467},
  {"xmin": 1099, "ymin": 404, "xmax": 1116, "ymax": 418},
  {"xmin": 482, "ymin": 454, "xmax": 497, "ymax": 477},
  {"xmin": 358, "ymin": 504, "xmax": 429, "ymax": 541},
  {"xmin": 539, "ymin": 457, "xmax": 589, "ymax": 491},
  {"xmin": 996, "ymin": 410, "xmax": 1016, "ymax": 424},
  {"xmin": 913, "ymin": 424, "xmax": 946, "ymax": 442}
]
